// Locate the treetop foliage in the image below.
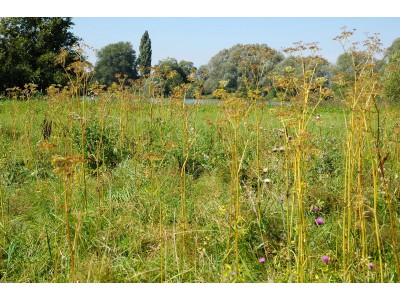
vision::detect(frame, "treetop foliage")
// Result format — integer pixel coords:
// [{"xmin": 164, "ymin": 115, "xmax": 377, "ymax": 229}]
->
[
  {"xmin": 94, "ymin": 41, "xmax": 138, "ymax": 86},
  {"xmin": 0, "ymin": 17, "xmax": 79, "ymax": 92},
  {"xmin": 385, "ymin": 37, "xmax": 400, "ymax": 59},
  {"xmin": 198, "ymin": 44, "xmax": 284, "ymax": 95}
]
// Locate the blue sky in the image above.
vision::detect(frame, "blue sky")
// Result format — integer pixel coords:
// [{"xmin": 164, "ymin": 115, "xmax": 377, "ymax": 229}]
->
[{"xmin": 72, "ymin": 18, "xmax": 400, "ymax": 68}]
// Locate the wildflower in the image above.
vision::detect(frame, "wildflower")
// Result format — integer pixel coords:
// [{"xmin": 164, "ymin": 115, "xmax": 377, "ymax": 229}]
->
[
  {"xmin": 231, "ymin": 271, "xmax": 237, "ymax": 276},
  {"xmin": 262, "ymin": 167, "xmax": 268, "ymax": 174},
  {"xmin": 369, "ymin": 263, "xmax": 374, "ymax": 270},
  {"xmin": 263, "ymin": 178, "xmax": 271, "ymax": 184},
  {"xmin": 259, "ymin": 257, "xmax": 265, "ymax": 263},
  {"xmin": 315, "ymin": 217, "xmax": 324, "ymax": 225},
  {"xmin": 313, "ymin": 206, "xmax": 319, "ymax": 211},
  {"xmin": 321, "ymin": 256, "xmax": 329, "ymax": 263},
  {"xmin": 280, "ymin": 196, "xmax": 285, "ymax": 204}
]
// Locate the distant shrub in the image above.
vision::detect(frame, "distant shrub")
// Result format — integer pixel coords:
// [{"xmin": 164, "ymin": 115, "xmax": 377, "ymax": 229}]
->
[
  {"xmin": 0, "ymin": 159, "xmax": 30, "ymax": 186},
  {"xmin": 74, "ymin": 122, "xmax": 130, "ymax": 170}
]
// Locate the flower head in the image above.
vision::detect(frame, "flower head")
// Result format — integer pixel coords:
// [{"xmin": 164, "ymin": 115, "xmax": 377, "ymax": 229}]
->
[
  {"xmin": 315, "ymin": 217, "xmax": 324, "ymax": 225},
  {"xmin": 321, "ymin": 255, "xmax": 329, "ymax": 263},
  {"xmin": 369, "ymin": 263, "xmax": 374, "ymax": 270},
  {"xmin": 259, "ymin": 257, "xmax": 265, "ymax": 263},
  {"xmin": 313, "ymin": 206, "xmax": 319, "ymax": 211}
]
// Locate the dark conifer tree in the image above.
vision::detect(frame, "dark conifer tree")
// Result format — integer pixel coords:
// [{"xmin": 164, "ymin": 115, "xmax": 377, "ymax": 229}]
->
[{"xmin": 138, "ymin": 30, "xmax": 152, "ymax": 77}]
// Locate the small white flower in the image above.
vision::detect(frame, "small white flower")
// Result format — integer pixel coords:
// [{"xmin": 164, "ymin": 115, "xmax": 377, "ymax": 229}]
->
[{"xmin": 263, "ymin": 178, "xmax": 271, "ymax": 184}]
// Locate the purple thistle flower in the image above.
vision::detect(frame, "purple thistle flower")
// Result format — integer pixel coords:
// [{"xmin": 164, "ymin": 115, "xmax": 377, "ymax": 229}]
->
[
  {"xmin": 259, "ymin": 257, "xmax": 265, "ymax": 263},
  {"xmin": 313, "ymin": 206, "xmax": 319, "ymax": 211},
  {"xmin": 369, "ymin": 263, "xmax": 374, "ymax": 270},
  {"xmin": 321, "ymin": 255, "xmax": 329, "ymax": 263},
  {"xmin": 315, "ymin": 217, "xmax": 324, "ymax": 225}
]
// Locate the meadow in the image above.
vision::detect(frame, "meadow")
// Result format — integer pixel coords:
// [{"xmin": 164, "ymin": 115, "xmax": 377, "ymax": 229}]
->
[{"xmin": 0, "ymin": 37, "xmax": 400, "ymax": 283}]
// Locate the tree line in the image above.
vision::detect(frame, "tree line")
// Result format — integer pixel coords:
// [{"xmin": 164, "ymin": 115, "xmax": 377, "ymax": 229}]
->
[{"xmin": 1, "ymin": 17, "xmax": 400, "ymax": 102}]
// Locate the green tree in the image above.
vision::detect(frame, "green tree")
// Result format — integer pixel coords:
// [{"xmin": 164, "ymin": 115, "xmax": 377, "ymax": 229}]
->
[
  {"xmin": 154, "ymin": 58, "xmax": 196, "ymax": 96},
  {"xmin": 334, "ymin": 51, "xmax": 374, "ymax": 80},
  {"xmin": 199, "ymin": 44, "xmax": 283, "ymax": 95},
  {"xmin": 0, "ymin": 17, "xmax": 79, "ymax": 92},
  {"xmin": 155, "ymin": 58, "xmax": 184, "ymax": 96},
  {"xmin": 138, "ymin": 30, "xmax": 152, "ymax": 77},
  {"xmin": 178, "ymin": 60, "xmax": 196, "ymax": 80},
  {"xmin": 382, "ymin": 49, "xmax": 400, "ymax": 102},
  {"xmin": 94, "ymin": 42, "xmax": 138, "ymax": 86},
  {"xmin": 385, "ymin": 37, "xmax": 400, "ymax": 60},
  {"xmin": 273, "ymin": 55, "xmax": 333, "ymax": 82}
]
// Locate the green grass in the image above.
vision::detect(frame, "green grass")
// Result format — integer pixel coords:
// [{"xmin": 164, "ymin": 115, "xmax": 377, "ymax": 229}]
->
[{"xmin": 0, "ymin": 97, "xmax": 399, "ymax": 282}]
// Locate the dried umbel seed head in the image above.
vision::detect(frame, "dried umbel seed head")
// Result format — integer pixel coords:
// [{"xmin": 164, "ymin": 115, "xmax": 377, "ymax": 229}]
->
[
  {"xmin": 37, "ymin": 140, "xmax": 57, "ymax": 150},
  {"xmin": 51, "ymin": 154, "xmax": 84, "ymax": 177}
]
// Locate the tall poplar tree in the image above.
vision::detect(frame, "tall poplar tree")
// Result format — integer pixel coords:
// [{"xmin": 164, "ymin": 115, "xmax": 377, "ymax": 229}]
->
[{"xmin": 138, "ymin": 30, "xmax": 152, "ymax": 77}]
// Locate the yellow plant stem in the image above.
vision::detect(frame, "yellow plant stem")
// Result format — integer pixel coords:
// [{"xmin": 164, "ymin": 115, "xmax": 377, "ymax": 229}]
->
[
  {"xmin": 64, "ymin": 175, "xmax": 75, "ymax": 282},
  {"xmin": 0, "ymin": 182, "xmax": 5, "ymax": 248}
]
